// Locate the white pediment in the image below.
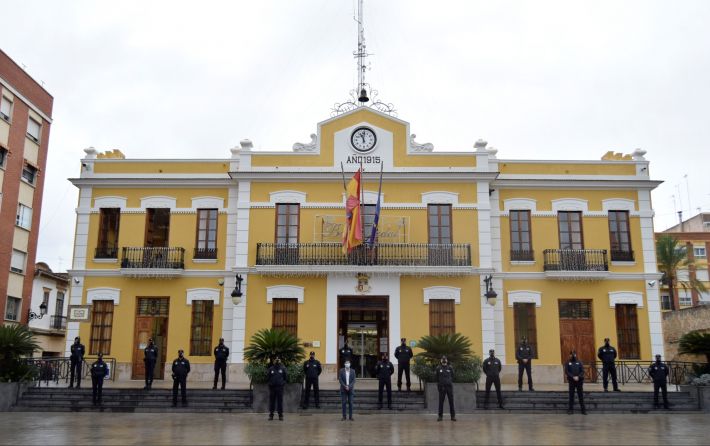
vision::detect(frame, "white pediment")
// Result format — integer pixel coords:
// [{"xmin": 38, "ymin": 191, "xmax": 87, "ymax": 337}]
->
[
  {"xmin": 423, "ymin": 286, "xmax": 461, "ymax": 304},
  {"xmin": 266, "ymin": 285, "xmax": 305, "ymax": 303},
  {"xmin": 140, "ymin": 196, "xmax": 176, "ymax": 209},
  {"xmin": 270, "ymin": 190, "xmax": 307, "ymax": 204}
]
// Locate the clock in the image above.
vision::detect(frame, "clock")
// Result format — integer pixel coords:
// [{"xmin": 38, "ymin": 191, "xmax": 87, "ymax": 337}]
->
[{"xmin": 350, "ymin": 126, "xmax": 377, "ymax": 153}]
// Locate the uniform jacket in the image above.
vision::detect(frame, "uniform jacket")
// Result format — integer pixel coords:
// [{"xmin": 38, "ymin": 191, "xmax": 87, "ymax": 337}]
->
[
  {"xmin": 172, "ymin": 357, "xmax": 191, "ymax": 377},
  {"xmin": 436, "ymin": 364, "xmax": 454, "ymax": 386},
  {"xmin": 482, "ymin": 357, "xmax": 502, "ymax": 378},
  {"xmin": 303, "ymin": 359, "xmax": 322, "ymax": 380},
  {"xmin": 597, "ymin": 345, "xmax": 617, "ymax": 364},
  {"xmin": 375, "ymin": 360, "xmax": 395, "ymax": 380},
  {"xmin": 340, "ymin": 346, "xmax": 353, "ymax": 362},
  {"xmin": 338, "ymin": 367, "xmax": 356, "ymax": 392},
  {"xmin": 515, "ymin": 344, "xmax": 534, "ymax": 363},
  {"xmin": 144, "ymin": 344, "xmax": 158, "ymax": 363},
  {"xmin": 566, "ymin": 359, "xmax": 585, "ymax": 381},
  {"xmin": 648, "ymin": 361, "xmax": 669, "ymax": 383},
  {"xmin": 267, "ymin": 363, "xmax": 287, "ymax": 387},
  {"xmin": 90, "ymin": 359, "xmax": 109, "ymax": 379},
  {"xmin": 214, "ymin": 345, "xmax": 230, "ymax": 362},
  {"xmin": 394, "ymin": 345, "xmax": 413, "ymax": 364},
  {"xmin": 70, "ymin": 343, "xmax": 85, "ymax": 363}
]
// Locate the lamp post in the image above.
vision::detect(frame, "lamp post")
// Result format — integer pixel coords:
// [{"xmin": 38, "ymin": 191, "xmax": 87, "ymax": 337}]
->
[
  {"xmin": 484, "ymin": 275, "xmax": 497, "ymax": 306},
  {"xmin": 231, "ymin": 275, "xmax": 244, "ymax": 305},
  {"xmin": 28, "ymin": 301, "xmax": 48, "ymax": 321}
]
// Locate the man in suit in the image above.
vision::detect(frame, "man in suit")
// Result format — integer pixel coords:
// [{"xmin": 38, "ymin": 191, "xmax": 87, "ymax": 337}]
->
[{"xmin": 339, "ymin": 360, "xmax": 356, "ymax": 421}]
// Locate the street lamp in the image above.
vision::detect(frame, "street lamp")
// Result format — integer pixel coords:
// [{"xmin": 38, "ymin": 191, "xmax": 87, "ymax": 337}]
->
[
  {"xmin": 484, "ymin": 275, "xmax": 497, "ymax": 306},
  {"xmin": 28, "ymin": 301, "xmax": 48, "ymax": 320},
  {"xmin": 231, "ymin": 275, "xmax": 244, "ymax": 306}
]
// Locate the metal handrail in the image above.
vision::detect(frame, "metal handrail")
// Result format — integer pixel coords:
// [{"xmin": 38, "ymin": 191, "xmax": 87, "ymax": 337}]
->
[
  {"xmin": 49, "ymin": 315, "xmax": 67, "ymax": 330},
  {"xmin": 543, "ymin": 248, "xmax": 608, "ymax": 271},
  {"xmin": 576, "ymin": 360, "xmax": 703, "ymax": 390},
  {"xmin": 121, "ymin": 247, "xmax": 185, "ymax": 269},
  {"xmin": 25, "ymin": 356, "xmax": 117, "ymax": 386}
]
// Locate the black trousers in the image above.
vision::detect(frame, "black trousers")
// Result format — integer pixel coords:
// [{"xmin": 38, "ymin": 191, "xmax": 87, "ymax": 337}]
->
[
  {"xmin": 568, "ymin": 379, "xmax": 585, "ymax": 410},
  {"xmin": 214, "ymin": 361, "xmax": 227, "ymax": 389},
  {"xmin": 378, "ymin": 379, "xmax": 392, "ymax": 407},
  {"xmin": 653, "ymin": 381, "xmax": 669, "ymax": 407},
  {"xmin": 70, "ymin": 360, "xmax": 82, "ymax": 387},
  {"xmin": 484, "ymin": 375, "xmax": 502, "ymax": 406},
  {"xmin": 397, "ymin": 363, "xmax": 411, "ymax": 390},
  {"xmin": 269, "ymin": 385, "xmax": 284, "ymax": 416},
  {"xmin": 517, "ymin": 361, "xmax": 533, "ymax": 389},
  {"xmin": 145, "ymin": 360, "xmax": 156, "ymax": 387},
  {"xmin": 437, "ymin": 384, "xmax": 455, "ymax": 418},
  {"xmin": 304, "ymin": 377, "xmax": 319, "ymax": 407},
  {"xmin": 172, "ymin": 376, "xmax": 187, "ymax": 405},
  {"xmin": 91, "ymin": 376, "xmax": 104, "ymax": 404},
  {"xmin": 602, "ymin": 363, "xmax": 618, "ymax": 390}
]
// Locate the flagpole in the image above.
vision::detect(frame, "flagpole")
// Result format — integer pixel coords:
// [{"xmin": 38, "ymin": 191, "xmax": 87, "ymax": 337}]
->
[
  {"xmin": 340, "ymin": 162, "xmax": 347, "ymax": 191},
  {"xmin": 374, "ymin": 161, "xmax": 383, "ymax": 246},
  {"xmin": 359, "ymin": 161, "xmax": 364, "ymax": 248}
]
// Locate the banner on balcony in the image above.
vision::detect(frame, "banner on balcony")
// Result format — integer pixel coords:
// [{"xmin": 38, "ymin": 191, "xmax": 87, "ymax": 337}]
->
[
  {"xmin": 315, "ymin": 215, "xmax": 408, "ymax": 243},
  {"xmin": 342, "ymin": 169, "xmax": 363, "ymax": 253}
]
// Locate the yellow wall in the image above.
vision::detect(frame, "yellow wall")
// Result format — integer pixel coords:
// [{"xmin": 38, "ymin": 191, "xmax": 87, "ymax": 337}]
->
[
  {"xmin": 92, "ymin": 161, "xmax": 229, "ymax": 174},
  {"xmin": 498, "ymin": 190, "xmax": 638, "ymax": 211},
  {"xmin": 499, "ymin": 161, "xmax": 637, "ymax": 176}
]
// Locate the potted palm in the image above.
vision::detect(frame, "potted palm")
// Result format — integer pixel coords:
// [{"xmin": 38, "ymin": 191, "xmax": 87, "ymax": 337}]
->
[
  {"xmin": 678, "ymin": 330, "xmax": 710, "ymax": 412},
  {"xmin": 0, "ymin": 325, "xmax": 39, "ymax": 411}
]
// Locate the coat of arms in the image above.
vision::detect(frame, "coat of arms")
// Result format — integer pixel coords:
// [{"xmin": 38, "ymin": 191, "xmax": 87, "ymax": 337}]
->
[{"xmin": 355, "ymin": 273, "xmax": 371, "ymax": 294}]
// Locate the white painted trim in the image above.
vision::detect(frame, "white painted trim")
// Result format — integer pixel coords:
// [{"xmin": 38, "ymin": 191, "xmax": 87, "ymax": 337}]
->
[
  {"xmin": 270, "ymin": 190, "xmax": 307, "ymax": 204},
  {"xmin": 186, "ymin": 288, "xmax": 221, "ymax": 305},
  {"xmin": 140, "ymin": 196, "xmax": 176, "ymax": 209},
  {"xmin": 421, "ymin": 191, "xmax": 459, "ymax": 205},
  {"xmin": 507, "ymin": 290, "xmax": 542, "ymax": 307},
  {"xmin": 602, "ymin": 198, "xmax": 636, "ymax": 212},
  {"xmin": 86, "ymin": 287, "xmax": 121, "ymax": 305},
  {"xmin": 192, "ymin": 196, "xmax": 225, "ymax": 209},
  {"xmin": 94, "ymin": 196, "xmax": 127, "ymax": 209},
  {"xmin": 503, "ymin": 198, "xmax": 537, "ymax": 212},
  {"xmin": 423, "ymin": 286, "xmax": 461, "ymax": 304},
  {"xmin": 551, "ymin": 198, "xmax": 589, "ymax": 212},
  {"xmin": 266, "ymin": 285, "xmax": 305, "ymax": 304},
  {"xmin": 0, "ymin": 75, "xmax": 53, "ymax": 123},
  {"xmin": 340, "ymin": 190, "xmax": 383, "ymax": 206},
  {"xmin": 608, "ymin": 291, "xmax": 644, "ymax": 308}
]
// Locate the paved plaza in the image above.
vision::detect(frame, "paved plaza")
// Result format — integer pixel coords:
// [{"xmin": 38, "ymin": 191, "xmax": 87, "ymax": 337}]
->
[{"xmin": 1, "ymin": 412, "xmax": 707, "ymax": 445}]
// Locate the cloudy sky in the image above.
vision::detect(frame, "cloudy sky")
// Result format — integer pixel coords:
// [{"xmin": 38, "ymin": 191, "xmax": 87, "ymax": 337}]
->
[{"xmin": 2, "ymin": 0, "xmax": 709, "ymax": 272}]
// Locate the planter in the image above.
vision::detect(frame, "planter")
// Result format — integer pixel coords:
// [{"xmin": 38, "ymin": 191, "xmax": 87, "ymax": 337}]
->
[
  {"xmin": 0, "ymin": 382, "xmax": 29, "ymax": 411},
  {"xmin": 681, "ymin": 385, "xmax": 710, "ymax": 412},
  {"xmin": 251, "ymin": 383, "xmax": 302, "ymax": 413},
  {"xmin": 424, "ymin": 382, "xmax": 477, "ymax": 414}
]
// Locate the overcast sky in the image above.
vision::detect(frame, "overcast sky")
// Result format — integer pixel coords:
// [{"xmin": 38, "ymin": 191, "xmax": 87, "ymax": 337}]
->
[{"xmin": 2, "ymin": 0, "xmax": 709, "ymax": 272}]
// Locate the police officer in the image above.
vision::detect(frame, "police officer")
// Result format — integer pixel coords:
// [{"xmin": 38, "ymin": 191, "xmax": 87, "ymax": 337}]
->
[
  {"xmin": 267, "ymin": 356, "xmax": 287, "ymax": 420},
  {"xmin": 375, "ymin": 352, "xmax": 395, "ymax": 409},
  {"xmin": 144, "ymin": 338, "xmax": 158, "ymax": 390},
  {"xmin": 69, "ymin": 337, "xmax": 85, "ymax": 388},
  {"xmin": 302, "ymin": 351, "xmax": 322, "ymax": 409},
  {"xmin": 213, "ymin": 338, "xmax": 229, "ymax": 390},
  {"xmin": 394, "ymin": 338, "xmax": 413, "ymax": 392},
  {"xmin": 436, "ymin": 356, "xmax": 456, "ymax": 422},
  {"xmin": 340, "ymin": 341, "xmax": 354, "ymax": 369},
  {"xmin": 648, "ymin": 354, "xmax": 670, "ymax": 409},
  {"xmin": 90, "ymin": 352, "xmax": 109, "ymax": 406},
  {"xmin": 515, "ymin": 337, "xmax": 534, "ymax": 391},
  {"xmin": 566, "ymin": 351, "xmax": 587, "ymax": 415},
  {"xmin": 482, "ymin": 349, "xmax": 504, "ymax": 409},
  {"xmin": 597, "ymin": 338, "xmax": 620, "ymax": 392},
  {"xmin": 171, "ymin": 349, "xmax": 190, "ymax": 407}
]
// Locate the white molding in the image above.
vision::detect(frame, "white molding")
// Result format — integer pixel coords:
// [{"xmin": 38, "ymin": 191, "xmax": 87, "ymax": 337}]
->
[
  {"xmin": 266, "ymin": 285, "xmax": 305, "ymax": 304},
  {"xmin": 503, "ymin": 198, "xmax": 537, "ymax": 212},
  {"xmin": 192, "ymin": 196, "xmax": 225, "ymax": 209},
  {"xmin": 608, "ymin": 291, "xmax": 644, "ymax": 308},
  {"xmin": 86, "ymin": 287, "xmax": 120, "ymax": 305},
  {"xmin": 507, "ymin": 290, "xmax": 542, "ymax": 307},
  {"xmin": 423, "ymin": 286, "xmax": 461, "ymax": 304},
  {"xmin": 186, "ymin": 288, "xmax": 221, "ymax": 305},
  {"xmin": 421, "ymin": 191, "xmax": 459, "ymax": 205},
  {"xmin": 602, "ymin": 198, "xmax": 636, "ymax": 212},
  {"xmin": 551, "ymin": 198, "xmax": 588, "ymax": 212},
  {"xmin": 269, "ymin": 190, "xmax": 307, "ymax": 204},
  {"xmin": 140, "ymin": 196, "xmax": 176, "ymax": 209},
  {"xmin": 94, "ymin": 196, "xmax": 127, "ymax": 209}
]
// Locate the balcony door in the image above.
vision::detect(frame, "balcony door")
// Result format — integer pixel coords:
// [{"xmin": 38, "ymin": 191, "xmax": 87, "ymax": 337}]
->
[
  {"xmin": 428, "ymin": 204, "xmax": 452, "ymax": 265},
  {"xmin": 132, "ymin": 298, "xmax": 170, "ymax": 380},
  {"xmin": 558, "ymin": 300, "xmax": 596, "ymax": 381},
  {"xmin": 145, "ymin": 208, "xmax": 170, "ymax": 248},
  {"xmin": 557, "ymin": 211, "xmax": 585, "ymax": 269},
  {"xmin": 275, "ymin": 203, "xmax": 299, "ymax": 264}
]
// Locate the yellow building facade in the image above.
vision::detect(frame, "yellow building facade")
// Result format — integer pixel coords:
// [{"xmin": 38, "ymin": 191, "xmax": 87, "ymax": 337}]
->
[{"xmin": 67, "ymin": 108, "xmax": 664, "ymax": 383}]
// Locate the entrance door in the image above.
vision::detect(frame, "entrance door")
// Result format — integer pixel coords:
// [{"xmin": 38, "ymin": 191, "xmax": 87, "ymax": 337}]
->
[
  {"xmin": 132, "ymin": 298, "xmax": 170, "ymax": 380},
  {"xmin": 558, "ymin": 300, "xmax": 596, "ymax": 381},
  {"xmin": 347, "ymin": 323, "xmax": 379, "ymax": 378},
  {"xmin": 615, "ymin": 304, "xmax": 640, "ymax": 359},
  {"xmin": 337, "ymin": 296, "xmax": 389, "ymax": 377}
]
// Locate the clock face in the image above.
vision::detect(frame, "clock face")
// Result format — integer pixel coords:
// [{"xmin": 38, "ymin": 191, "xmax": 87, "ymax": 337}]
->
[{"xmin": 350, "ymin": 127, "xmax": 377, "ymax": 153}]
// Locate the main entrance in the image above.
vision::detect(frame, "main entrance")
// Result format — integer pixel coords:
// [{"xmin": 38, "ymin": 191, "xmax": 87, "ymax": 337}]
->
[
  {"xmin": 337, "ymin": 296, "xmax": 388, "ymax": 378},
  {"xmin": 131, "ymin": 297, "xmax": 170, "ymax": 380},
  {"xmin": 558, "ymin": 299, "xmax": 596, "ymax": 381}
]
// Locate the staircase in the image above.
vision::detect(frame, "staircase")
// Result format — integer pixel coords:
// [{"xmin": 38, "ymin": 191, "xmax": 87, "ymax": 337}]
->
[
  {"xmin": 299, "ymin": 389, "xmax": 427, "ymax": 413},
  {"xmin": 475, "ymin": 390, "xmax": 701, "ymax": 413}
]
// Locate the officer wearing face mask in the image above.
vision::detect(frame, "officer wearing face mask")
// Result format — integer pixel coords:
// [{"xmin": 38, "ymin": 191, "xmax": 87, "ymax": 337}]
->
[
  {"xmin": 340, "ymin": 341, "xmax": 354, "ymax": 369},
  {"xmin": 171, "ymin": 349, "xmax": 191, "ymax": 407},
  {"xmin": 436, "ymin": 356, "xmax": 456, "ymax": 422},
  {"xmin": 394, "ymin": 338, "xmax": 413, "ymax": 392},
  {"xmin": 302, "ymin": 351, "xmax": 322, "ymax": 409},
  {"xmin": 515, "ymin": 337, "xmax": 534, "ymax": 391},
  {"xmin": 213, "ymin": 338, "xmax": 229, "ymax": 390},
  {"xmin": 597, "ymin": 338, "xmax": 620, "ymax": 392},
  {"xmin": 648, "ymin": 354, "xmax": 670, "ymax": 409},
  {"xmin": 482, "ymin": 349, "xmax": 504, "ymax": 409},
  {"xmin": 339, "ymin": 360, "xmax": 356, "ymax": 421},
  {"xmin": 375, "ymin": 352, "xmax": 395, "ymax": 410},
  {"xmin": 90, "ymin": 352, "xmax": 109, "ymax": 406},
  {"xmin": 267, "ymin": 357, "xmax": 287, "ymax": 421},
  {"xmin": 566, "ymin": 351, "xmax": 586, "ymax": 415},
  {"xmin": 69, "ymin": 337, "xmax": 85, "ymax": 388},
  {"xmin": 143, "ymin": 338, "xmax": 158, "ymax": 390}
]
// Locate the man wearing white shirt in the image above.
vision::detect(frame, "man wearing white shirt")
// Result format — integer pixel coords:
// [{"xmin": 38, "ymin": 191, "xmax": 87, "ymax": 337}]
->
[{"xmin": 339, "ymin": 361, "xmax": 356, "ymax": 421}]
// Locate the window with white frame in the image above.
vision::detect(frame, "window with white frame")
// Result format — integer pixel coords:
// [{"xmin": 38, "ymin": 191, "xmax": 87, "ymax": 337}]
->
[
  {"xmin": 678, "ymin": 290, "xmax": 692, "ymax": 307},
  {"xmin": 27, "ymin": 117, "xmax": 41, "ymax": 142},
  {"xmin": 10, "ymin": 249, "xmax": 26, "ymax": 274},
  {"xmin": 21, "ymin": 163, "xmax": 37, "ymax": 185},
  {"xmin": 5, "ymin": 297, "xmax": 21, "ymax": 321},
  {"xmin": 16, "ymin": 204, "xmax": 32, "ymax": 229},
  {"xmin": 696, "ymin": 269, "xmax": 709, "ymax": 282},
  {"xmin": 0, "ymin": 96, "xmax": 11, "ymax": 121},
  {"xmin": 694, "ymin": 247, "xmax": 706, "ymax": 258}
]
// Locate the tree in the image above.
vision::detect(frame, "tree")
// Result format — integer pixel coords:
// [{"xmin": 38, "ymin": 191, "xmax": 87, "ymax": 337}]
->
[
  {"xmin": 678, "ymin": 330, "xmax": 710, "ymax": 364},
  {"xmin": 411, "ymin": 333, "xmax": 482, "ymax": 383},
  {"xmin": 0, "ymin": 324, "xmax": 40, "ymax": 382},
  {"xmin": 243, "ymin": 328, "xmax": 305, "ymax": 365},
  {"xmin": 656, "ymin": 235, "xmax": 707, "ymax": 310}
]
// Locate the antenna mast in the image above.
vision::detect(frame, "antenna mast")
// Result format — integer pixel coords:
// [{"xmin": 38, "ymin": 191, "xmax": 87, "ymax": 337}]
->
[{"xmin": 355, "ymin": 0, "xmax": 369, "ymax": 104}]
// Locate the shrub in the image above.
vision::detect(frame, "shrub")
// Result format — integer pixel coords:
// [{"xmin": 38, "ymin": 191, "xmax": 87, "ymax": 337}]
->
[
  {"xmin": 691, "ymin": 374, "xmax": 710, "ymax": 386},
  {"xmin": 243, "ymin": 328, "xmax": 306, "ymax": 384},
  {"xmin": 678, "ymin": 330, "xmax": 710, "ymax": 364},
  {"xmin": 411, "ymin": 333, "xmax": 482, "ymax": 383},
  {"xmin": 0, "ymin": 324, "xmax": 39, "ymax": 382},
  {"xmin": 244, "ymin": 360, "xmax": 305, "ymax": 384}
]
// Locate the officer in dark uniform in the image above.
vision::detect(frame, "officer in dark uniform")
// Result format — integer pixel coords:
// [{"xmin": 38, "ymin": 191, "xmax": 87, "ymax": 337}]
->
[
  {"xmin": 597, "ymin": 338, "xmax": 620, "ymax": 392},
  {"xmin": 267, "ymin": 356, "xmax": 287, "ymax": 420},
  {"xmin": 648, "ymin": 354, "xmax": 670, "ymax": 409},
  {"xmin": 69, "ymin": 337, "xmax": 85, "ymax": 388},
  {"xmin": 340, "ymin": 341, "xmax": 353, "ymax": 369},
  {"xmin": 435, "ymin": 356, "xmax": 456, "ymax": 422},
  {"xmin": 394, "ymin": 338, "xmax": 413, "ymax": 392},
  {"xmin": 171, "ymin": 349, "xmax": 190, "ymax": 407},
  {"xmin": 482, "ymin": 349, "xmax": 504, "ymax": 409},
  {"xmin": 375, "ymin": 352, "xmax": 395, "ymax": 409},
  {"xmin": 90, "ymin": 352, "xmax": 109, "ymax": 406},
  {"xmin": 515, "ymin": 337, "xmax": 534, "ymax": 391},
  {"xmin": 144, "ymin": 338, "xmax": 158, "ymax": 390},
  {"xmin": 302, "ymin": 351, "xmax": 322, "ymax": 409},
  {"xmin": 213, "ymin": 338, "xmax": 229, "ymax": 390},
  {"xmin": 566, "ymin": 351, "xmax": 587, "ymax": 415}
]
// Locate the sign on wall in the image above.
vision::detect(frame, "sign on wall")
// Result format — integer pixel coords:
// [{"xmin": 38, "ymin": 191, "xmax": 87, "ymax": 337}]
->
[
  {"xmin": 68, "ymin": 305, "xmax": 91, "ymax": 322},
  {"xmin": 314, "ymin": 215, "xmax": 408, "ymax": 243}
]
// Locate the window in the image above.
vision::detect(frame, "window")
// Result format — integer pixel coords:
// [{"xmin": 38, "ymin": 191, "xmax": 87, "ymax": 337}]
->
[
  {"xmin": 195, "ymin": 209, "xmax": 218, "ymax": 259},
  {"xmin": 42, "ymin": 289, "xmax": 50, "ymax": 307},
  {"xmin": 696, "ymin": 269, "xmax": 709, "ymax": 282},
  {"xmin": 429, "ymin": 299, "xmax": 455, "ymax": 336},
  {"xmin": 272, "ymin": 298, "xmax": 298, "ymax": 336},
  {"xmin": 678, "ymin": 291, "xmax": 692, "ymax": 307},
  {"xmin": 558, "ymin": 300, "xmax": 592, "ymax": 319},
  {"xmin": 428, "ymin": 204, "xmax": 452, "ymax": 244},
  {"xmin": 558, "ymin": 211, "xmax": 584, "ymax": 249},
  {"xmin": 89, "ymin": 300, "xmax": 114, "ymax": 355},
  {"xmin": 0, "ymin": 147, "xmax": 7, "ymax": 168},
  {"xmin": 190, "ymin": 301, "xmax": 214, "ymax": 355},
  {"xmin": 0, "ymin": 96, "xmax": 11, "ymax": 121},
  {"xmin": 275, "ymin": 204, "xmax": 299, "ymax": 244},
  {"xmin": 694, "ymin": 247, "xmax": 707, "ymax": 258},
  {"xmin": 615, "ymin": 304, "xmax": 640, "ymax": 359},
  {"xmin": 16, "ymin": 204, "xmax": 32, "ymax": 229},
  {"xmin": 608, "ymin": 211, "xmax": 633, "ymax": 261},
  {"xmin": 145, "ymin": 208, "xmax": 170, "ymax": 247},
  {"xmin": 362, "ymin": 204, "xmax": 377, "ymax": 242},
  {"xmin": 510, "ymin": 210, "xmax": 533, "ymax": 260},
  {"xmin": 513, "ymin": 303, "xmax": 538, "ymax": 358},
  {"xmin": 10, "ymin": 249, "xmax": 26, "ymax": 274},
  {"xmin": 5, "ymin": 297, "xmax": 21, "ymax": 321},
  {"xmin": 55, "ymin": 291, "xmax": 65, "ymax": 316},
  {"xmin": 22, "ymin": 163, "xmax": 38, "ymax": 185},
  {"xmin": 660, "ymin": 295, "xmax": 672, "ymax": 311},
  {"xmin": 27, "ymin": 117, "xmax": 41, "ymax": 142},
  {"xmin": 96, "ymin": 208, "xmax": 120, "ymax": 258}
]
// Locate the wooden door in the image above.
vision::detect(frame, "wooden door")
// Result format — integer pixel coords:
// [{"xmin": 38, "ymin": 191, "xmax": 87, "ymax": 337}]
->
[
  {"xmin": 615, "ymin": 304, "xmax": 640, "ymax": 359},
  {"xmin": 559, "ymin": 300, "xmax": 596, "ymax": 381},
  {"xmin": 132, "ymin": 317, "xmax": 153, "ymax": 379}
]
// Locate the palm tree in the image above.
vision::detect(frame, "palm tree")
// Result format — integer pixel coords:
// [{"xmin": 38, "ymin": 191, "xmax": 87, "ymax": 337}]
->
[
  {"xmin": 678, "ymin": 330, "xmax": 710, "ymax": 364},
  {"xmin": 415, "ymin": 333, "xmax": 473, "ymax": 364},
  {"xmin": 656, "ymin": 235, "xmax": 707, "ymax": 310},
  {"xmin": 0, "ymin": 324, "xmax": 39, "ymax": 382},
  {"xmin": 243, "ymin": 328, "xmax": 305, "ymax": 365}
]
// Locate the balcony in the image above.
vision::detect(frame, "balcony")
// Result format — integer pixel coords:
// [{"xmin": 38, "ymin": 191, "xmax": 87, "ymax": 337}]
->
[
  {"xmin": 543, "ymin": 249, "xmax": 609, "ymax": 280},
  {"xmin": 50, "ymin": 315, "xmax": 67, "ymax": 331},
  {"xmin": 120, "ymin": 247, "xmax": 185, "ymax": 278},
  {"xmin": 255, "ymin": 242, "xmax": 473, "ymax": 275},
  {"xmin": 510, "ymin": 249, "xmax": 535, "ymax": 262}
]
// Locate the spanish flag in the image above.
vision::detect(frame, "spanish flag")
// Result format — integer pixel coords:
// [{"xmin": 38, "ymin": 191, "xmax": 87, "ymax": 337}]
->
[{"xmin": 343, "ymin": 169, "xmax": 363, "ymax": 253}]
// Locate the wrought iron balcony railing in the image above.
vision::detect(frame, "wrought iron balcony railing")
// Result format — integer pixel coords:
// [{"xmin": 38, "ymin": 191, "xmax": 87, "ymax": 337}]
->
[
  {"xmin": 50, "ymin": 315, "xmax": 67, "ymax": 330},
  {"xmin": 510, "ymin": 249, "xmax": 534, "ymax": 261},
  {"xmin": 543, "ymin": 249, "xmax": 608, "ymax": 272},
  {"xmin": 256, "ymin": 242, "xmax": 471, "ymax": 267},
  {"xmin": 194, "ymin": 247, "xmax": 218, "ymax": 260},
  {"xmin": 95, "ymin": 246, "xmax": 118, "ymax": 259},
  {"xmin": 120, "ymin": 247, "xmax": 185, "ymax": 269},
  {"xmin": 610, "ymin": 249, "xmax": 635, "ymax": 262}
]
